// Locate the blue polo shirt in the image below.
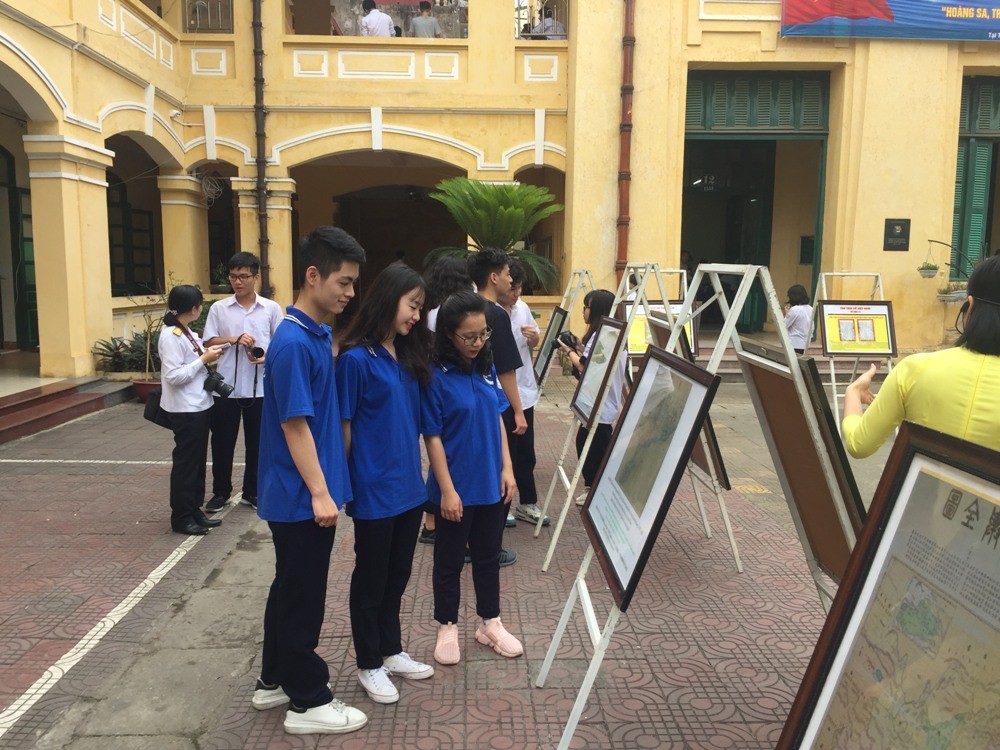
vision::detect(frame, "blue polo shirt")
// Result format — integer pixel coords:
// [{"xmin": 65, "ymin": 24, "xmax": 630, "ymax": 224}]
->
[
  {"xmin": 257, "ymin": 306, "xmax": 352, "ymax": 523},
  {"xmin": 421, "ymin": 362, "xmax": 510, "ymax": 507},
  {"xmin": 336, "ymin": 344, "xmax": 426, "ymax": 519}
]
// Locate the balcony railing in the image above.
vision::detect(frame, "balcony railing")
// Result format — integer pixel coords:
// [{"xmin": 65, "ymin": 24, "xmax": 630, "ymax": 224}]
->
[{"xmin": 184, "ymin": 0, "xmax": 233, "ymax": 33}]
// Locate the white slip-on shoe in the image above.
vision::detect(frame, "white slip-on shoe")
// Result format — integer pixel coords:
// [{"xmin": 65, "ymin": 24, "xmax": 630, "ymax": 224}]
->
[
  {"xmin": 283, "ymin": 699, "xmax": 368, "ymax": 735},
  {"xmin": 252, "ymin": 680, "xmax": 289, "ymax": 710}
]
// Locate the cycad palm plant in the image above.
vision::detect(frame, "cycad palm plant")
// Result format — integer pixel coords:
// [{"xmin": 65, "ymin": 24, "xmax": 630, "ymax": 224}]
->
[{"xmin": 425, "ymin": 177, "xmax": 563, "ymax": 290}]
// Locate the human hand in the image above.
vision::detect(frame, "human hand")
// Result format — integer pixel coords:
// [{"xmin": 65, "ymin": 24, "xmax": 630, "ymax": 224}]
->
[
  {"xmin": 513, "ymin": 411, "xmax": 527, "ymax": 435},
  {"xmin": 201, "ymin": 345, "xmax": 224, "ymax": 364},
  {"xmin": 236, "ymin": 333, "xmax": 255, "ymax": 348},
  {"xmin": 847, "ymin": 363, "xmax": 878, "ymax": 406},
  {"xmin": 500, "ymin": 469, "xmax": 516, "ymax": 505},
  {"xmin": 311, "ymin": 492, "xmax": 339, "ymax": 527},
  {"xmin": 440, "ymin": 490, "xmax": 463, "ymax": 522},
  {"xmin": 522, "ymin": 325, "xmax": 539, "ymax": 347}
]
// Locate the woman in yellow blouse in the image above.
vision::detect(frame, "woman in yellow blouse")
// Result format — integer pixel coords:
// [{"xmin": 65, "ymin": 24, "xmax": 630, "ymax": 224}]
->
[{"xmin": 842, "ymin": 256, "xmax": 1000, "ymax": 458}]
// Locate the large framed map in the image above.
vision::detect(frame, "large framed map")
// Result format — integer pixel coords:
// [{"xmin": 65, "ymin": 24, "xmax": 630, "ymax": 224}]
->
[{"xmin": 778, "ymin": 422, "xmax": 1000, "ymax": 749}]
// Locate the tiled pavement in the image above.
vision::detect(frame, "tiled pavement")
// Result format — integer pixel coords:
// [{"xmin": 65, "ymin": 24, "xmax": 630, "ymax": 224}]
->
[{"xmin": 0, "ymin": 375, "xmax": 891, "ymax": 749}]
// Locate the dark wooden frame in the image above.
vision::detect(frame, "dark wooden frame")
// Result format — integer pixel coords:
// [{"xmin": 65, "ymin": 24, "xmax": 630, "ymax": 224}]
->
[
  {"xmin": 817, "ymin": 299, "xmax": 897, "ymax": 358},
  {"xmin": 533, "ymin": 305, "xmax": 568, "ymax": 385},
  {"xmin": 778, "ymin": 422, "xmax": 1000, "ymax": 748},
  {"xmin": 737, "ymin": 344, "xmax": 862, "ymax": 581},
  {"xmin": 581, "ymin": 347, "xmax": 721, "ymax": 611},
  {"xmin": 649, "ymin": 311, "xmax": 730, "ymax": 490},
  {"xmin": 569, "ymin": 316, "xmax": 627, "ymax": 430}
]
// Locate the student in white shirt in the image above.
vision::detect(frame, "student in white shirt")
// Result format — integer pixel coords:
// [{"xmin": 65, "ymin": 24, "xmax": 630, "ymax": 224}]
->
[
  {"xmin": 498, "ymin": 261, "xmax": 548, "ymax": 527},
  {"xmin": 783, "ymin": 284, "xmax": 813, "ymax": 355},
  {"xmin": 360, "ymin": 0, "xmax": 395, "ymax": 37},
  {"xmin": 203, "ymin": 252, "xmax": 284, "ymax": 513},
  {"xmin": 531, "ymin": 9, "xmax": 566, "ymax": 40},
  {"xmin": 158, "ymin": 285, "xmax": 225, "ymax": 535}
]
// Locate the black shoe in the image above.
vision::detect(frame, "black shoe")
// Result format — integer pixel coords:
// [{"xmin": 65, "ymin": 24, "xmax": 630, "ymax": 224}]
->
[
  {"xmin": 240, "ymin": 494, "xmax": 258, "ymax": 510},
  {"xmin": 418, "ymin": 526, "xmax": 435, "ymax": 545},
  {"xmin": 206, "ymin": 495, "xmax": 228, "ymax": 513},
  {"xmin": 173, "ymin": 520, "xmax": 209, "ymax": 536},
  {"xmin": 194, "ymin": 510, "xmax": 222, "ymax": 528}
]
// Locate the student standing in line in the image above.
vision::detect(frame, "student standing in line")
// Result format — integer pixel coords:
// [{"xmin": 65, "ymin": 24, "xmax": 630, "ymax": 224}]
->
[
  {"xmin": 360, "ymin": 0, "xmax": 395, "ymax": 36},
  {"xmin": 411, "ymin": 1, "xmax": 443, "ymax": 37},
  {"xmin": 158, "ymin": 285, "xmax": 225, "ymax": 536},
  {"xmin": 468, "ymin": 248, "xmax": 525, "ymax": 565},
  {"xmin": 251, "ymin": 227, "xmax": 368, "ymax": 736},
  {"xmin": 557, "ymin": 289, "xmax": 628, "ymax": 501},
  {"xmin": 419, "ymin": 257, "xmax": 474, "ymax": 544},
  {"xmin": 336, "ymin": 264, "xmax": 435, "ymax": 705},
  {"xmin": 782, "ymin": 284, "xmax": 812, "ymax": 355},
  {"xmin": 423, "ymin": 291, "xmax": 523, "ymax": 665},
  {"xmin": 202, "ymin": 252, "xmax": 283, "ymax": 513},
  {"xmin": 498, "ymin": 261, "xmax": 549, "ymax": 527}
]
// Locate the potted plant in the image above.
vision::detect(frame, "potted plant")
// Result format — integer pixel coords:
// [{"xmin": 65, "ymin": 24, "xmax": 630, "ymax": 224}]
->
[
  {"xmin": 423, "ymin": 177, "xmax": 564, "ymax": 291},
  {"xmin": 937, "ymin": 282, "xmax": 968, "ymax": 303},
  {"xmin": 210, "ymin": 262, "xmax": 231, "ymax": 294},
  {"xmin": 917, "ymin": 261, "xmax": 939, "ymax": 279}
]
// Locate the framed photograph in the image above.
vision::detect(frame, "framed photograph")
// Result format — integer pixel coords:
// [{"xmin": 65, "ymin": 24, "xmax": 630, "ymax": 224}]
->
[
  {"xmin": 533, "ymin": 306, "xmax": 568, "ymax": 385},
  {"xmin": 582, "ymin": 348, "xmax": 721, "ymax": 611},
  {"xmin": 619, "ymin": 301, "xmax": 698, "ymax": 357},
  {"xmin": 570, "ymin": 316, "xmax": 627, "ymax": 430},
  {"xmin": 649, "ymin": 312, "xmax": 730, "ymax": 490},
  {"xmin": 819, "ymin": 300, "xmax": 896, "ymax": 357},
  {"xmin": 737, "ymin": 343, "xmax": 863, "ymax": 582},
  {"xmin": 778, "ymin": 423, "xmax": 1000, "ymax": 749}
]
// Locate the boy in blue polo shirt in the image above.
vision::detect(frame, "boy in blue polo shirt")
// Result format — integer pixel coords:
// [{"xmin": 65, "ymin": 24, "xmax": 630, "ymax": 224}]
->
[{"xmin": 251, "ymin": 227, "xmax": 368, "ymax": 736}]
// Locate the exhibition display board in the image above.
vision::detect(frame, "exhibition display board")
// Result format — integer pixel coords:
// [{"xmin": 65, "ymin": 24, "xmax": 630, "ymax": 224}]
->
[
  {"xmin": 533, "ymin": 306, "xmax": 567, "ymax": 385},
  {"xmin": 818, "ymin": 300, "xmax": 896, "ymax": 358}
]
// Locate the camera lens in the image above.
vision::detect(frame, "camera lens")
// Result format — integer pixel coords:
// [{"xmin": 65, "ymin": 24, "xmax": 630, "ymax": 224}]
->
[{"xmin": 250, "ymin": 346, "xmax": 265, "ymax": 359}]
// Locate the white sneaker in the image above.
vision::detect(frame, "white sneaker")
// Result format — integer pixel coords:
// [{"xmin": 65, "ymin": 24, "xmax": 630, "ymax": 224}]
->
[
  {"xmin": 283, "ymin": 699, "xmax": 368, "ymax": 734},
  {"xmin": 575, "ymin": 492, "xmax": 589, "ymax": 506},
  {"xmin": 252, "ymin": 680, "xmax": 289, "ymax": 710},
  {"xmin": 383, "ymin": 651, "xmax": 435, "ymax": 680},
  {"xmin": 513, "ymin": 503, "xmax": 550, "ymax": 526},
  {"xmin": 357, "ymin": 666, "xmax": 399, "ymax": 704}
]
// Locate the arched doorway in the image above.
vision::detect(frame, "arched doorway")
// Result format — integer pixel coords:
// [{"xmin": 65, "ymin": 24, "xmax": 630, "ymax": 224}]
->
[
  {"xmin": 290, "ymin": 149, "xmax": 466, "ymax": 283},
  {"xmin": 514, "ymin": 165, "xmax": 566, "ymax": 294}
]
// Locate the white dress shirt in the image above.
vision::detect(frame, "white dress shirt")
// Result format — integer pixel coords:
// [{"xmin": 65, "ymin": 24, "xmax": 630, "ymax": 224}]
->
[
  {"xmin": 508, "ymin": 298, "xmax": 540, "ymax": 410},
  {"xmin": 203, "ymin": 294, "xmax": 284, "ymax": 399},
  {"xmin": 361, "ymin": 8, "xmax": 395, "ymax": 37},
  {"xmin": 158, "ymin": 326, "xmax": 213, "ymax": 413}
]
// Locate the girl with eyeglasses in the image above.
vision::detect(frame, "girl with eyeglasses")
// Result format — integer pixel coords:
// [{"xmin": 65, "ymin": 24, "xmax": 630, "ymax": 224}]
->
[
  {"xmin": 335, "ymin": 264, "xmax": 436, "ymax": 705},
  {"xmin": 421, "ymin": 291, "xmax": 522, "ymax": 665}
]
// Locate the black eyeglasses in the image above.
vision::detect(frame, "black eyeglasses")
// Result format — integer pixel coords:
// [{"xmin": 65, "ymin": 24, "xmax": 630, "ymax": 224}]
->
[
  {"xmin": 229, "ymin": 274, "xmax": 256, "ymax": 283},
  {"xmin": 456, "ymin": 328, "xmax": 492, "ymax": 346}
]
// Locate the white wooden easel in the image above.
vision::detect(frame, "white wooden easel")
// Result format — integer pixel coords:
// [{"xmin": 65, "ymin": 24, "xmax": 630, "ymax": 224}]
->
[
  {"xmin": 668, "ymin": 264, "xmax": 849, "ymax": 609},
  {"xmin": 536, "ymin": 270, "xmax": 597, "ymax": 395},
  {"xmin": 812, "ymin": 272, "xmax": 893, "ymax": 430},
  {"xmin": 535, "ymin": 264, "xmax": 671, "ymax": 571}
]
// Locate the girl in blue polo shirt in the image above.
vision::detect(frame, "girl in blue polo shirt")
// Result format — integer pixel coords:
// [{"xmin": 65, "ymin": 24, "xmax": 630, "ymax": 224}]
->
[
  {"xmin": 422, "ymin": 291, "xmax": 522, "ymax": 665},
  {"xmin": 336, "ymin": 264, "xmax": 435, "ymax": 706}
]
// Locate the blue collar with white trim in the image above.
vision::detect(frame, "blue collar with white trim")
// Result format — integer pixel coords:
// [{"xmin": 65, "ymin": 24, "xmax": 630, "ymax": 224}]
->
[{"xmin": 284, "ymin": 305, "xmax": 330, "ymax": 338}]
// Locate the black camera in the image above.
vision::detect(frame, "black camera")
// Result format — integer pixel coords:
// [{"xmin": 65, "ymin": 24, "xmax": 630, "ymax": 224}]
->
[
  {"xmin": 557, "ymin": 330, "xmax": 579, "ymax": 349},
  {"xmin": 204, "ymin": 370, "xmax": 235, "ymax": 397},
  {"xmin": 249, "ymin": 346, "xmax": 265, "ymax": 359}
]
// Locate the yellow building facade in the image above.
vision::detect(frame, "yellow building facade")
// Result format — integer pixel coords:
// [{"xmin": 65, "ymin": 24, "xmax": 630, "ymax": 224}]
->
[{"xmin": 0, "ymin": 0, "xmax": 995, "ymax": 376}]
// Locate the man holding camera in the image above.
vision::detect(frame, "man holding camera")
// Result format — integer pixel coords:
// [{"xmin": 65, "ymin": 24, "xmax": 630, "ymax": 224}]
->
[{"xmin": 203, "ymin": 252, "xmax": 283, "ymax": 513}]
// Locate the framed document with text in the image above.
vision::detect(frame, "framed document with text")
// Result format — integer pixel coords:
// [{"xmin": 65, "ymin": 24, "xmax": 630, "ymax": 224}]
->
[
  {"xmin": 818, "ymin": 300, "xmax": 896, "ymax": 357},
  {"xmin": 533, "ymin": 306, "xmax": 567, "ymax": 385},
  {"xmin": 570, "ymin": 317, "xmax": 627, "ymax": 430},
  {"xmin": 778, "ymin": 423, "xmax": 1000, "ymax": 749}
]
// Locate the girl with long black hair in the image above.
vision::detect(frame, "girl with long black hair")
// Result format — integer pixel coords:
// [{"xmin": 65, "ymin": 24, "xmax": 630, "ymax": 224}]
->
[
  {"xmin": 422, "ymin": 291, "xmax": 521, "ymax": 665},
  {"xmin": 336, "ymin": 264, "xmax": 436, "ymax": 704},
  {"xmin": 157, "ymin": 284, "xmax": 225, "ymax": 535}
]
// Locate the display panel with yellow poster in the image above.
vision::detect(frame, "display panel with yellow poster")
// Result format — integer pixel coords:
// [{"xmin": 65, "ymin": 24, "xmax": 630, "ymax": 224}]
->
[
  {"xmin": 620, "ymin": 302, "xmax": 697, "ymax": 357},
  {"xmin": 818, "ymin": 300, "xmax": 896, "ymax": 357}
]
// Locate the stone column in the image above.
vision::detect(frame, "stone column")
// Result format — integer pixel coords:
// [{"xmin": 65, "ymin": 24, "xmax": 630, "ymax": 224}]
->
[
  {"xmin": 157, "ymin": 172, "xmax": 209, "ymax": 289},
  {"xmin": 23, "ymin": 133, "xmax": 114, "ymax": 377},
  {"xmin": 234, "ymin": 174, "xmax": 296, "ymax": 308}
]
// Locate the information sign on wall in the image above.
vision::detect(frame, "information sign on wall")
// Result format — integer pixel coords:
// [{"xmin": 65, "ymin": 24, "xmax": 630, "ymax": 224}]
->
[{"xmin": 781, "ymin": 0, "xmax": 1000, "ymax": 41}]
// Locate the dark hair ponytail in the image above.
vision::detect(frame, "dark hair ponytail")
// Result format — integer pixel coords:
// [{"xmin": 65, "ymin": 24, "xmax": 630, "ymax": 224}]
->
[{"xmin": 163, "ymin": 285, "xmax": 204, "ymax": 327}]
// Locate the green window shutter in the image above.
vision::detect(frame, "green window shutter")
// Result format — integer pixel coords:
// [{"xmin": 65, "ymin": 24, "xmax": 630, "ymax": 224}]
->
[
  {"xmin": 733, "ymin": 80, "xmax": 751, "ymax": 128},
  {"xmin": 954, "ymin": 139, "xmax": 993, "ymax": 279},
  {"xmin": 952, "ymin": 139, "xmax": 967, "ymax": 257},
  {"xmin": 686, "ymin": 79, "xmax": 705, "ymax": 131},
  {"xmin": 959, "ymin": 79, "xmax": 971, "ymax": 134},
  {"xmin": 777, "ymin": 80, "xmax": 795, "ymax": 128}
]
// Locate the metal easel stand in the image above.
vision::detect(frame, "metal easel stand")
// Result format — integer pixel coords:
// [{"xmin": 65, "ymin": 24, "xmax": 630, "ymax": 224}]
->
[
  {"xmin": 687, "ymin": 452, "xmax": 743, "ymax": 573},
  {"xmin": 813, "ymin": 272, "xmax": 893, "ymax": 431},
  {"xmin": 535, "ymin": 547, "xmax": 622, "ymax": 750},
  {"xmin": 535, "ymin": 263, "xmax": 677, "ymax": 569},
  {"xmin": 668, "ymin": 264, "xmax": 846, "ymax": 607}
]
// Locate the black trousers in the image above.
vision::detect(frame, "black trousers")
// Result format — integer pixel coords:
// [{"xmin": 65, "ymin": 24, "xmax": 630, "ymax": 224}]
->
[
  {"xmin": 502, "ymin": 406, "xmax": 537, "ymax": 505},
  {"xmin": 433, "ymin": 500, "xmax": 505, "ymax": 624},
  {"xmin": 350, "ymin": 505, "xmax": 423, "ymax": 669},
  {"xmin": 210, "ymin": 397, "xmax": 262, "ymax": 499},
  {"xmin": 261, "ymin": 519, "xmax": 336, "ymax": 709},
  {"xmin": 168, "ymin": 409, "xmax": 211, "ymax": 528},
  {"xmin": 576, "ymin": 423, "xmax": 613, "ymax": 488}
]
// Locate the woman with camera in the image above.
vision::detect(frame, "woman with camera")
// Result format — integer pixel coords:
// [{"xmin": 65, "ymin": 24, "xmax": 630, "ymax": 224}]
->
[
  {"xmin": 556, "ymin": 289, "xmax": 628, "ymax": 501},
  {"xmin": 158, "ymin": 284, "xmax": 227, "ymax": 536}
]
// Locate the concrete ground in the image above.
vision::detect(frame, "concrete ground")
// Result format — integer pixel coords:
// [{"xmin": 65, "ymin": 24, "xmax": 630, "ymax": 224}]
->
[{"xmin": 0, "ymin": 373, "xmax": 891, "ymax": 750}]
